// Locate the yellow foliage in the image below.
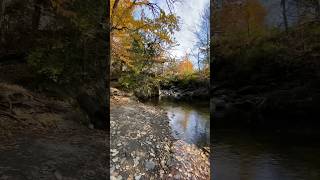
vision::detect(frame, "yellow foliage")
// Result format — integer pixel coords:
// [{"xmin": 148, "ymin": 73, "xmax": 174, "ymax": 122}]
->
[{"xmin": 110, "ymin": 0, "xmax": 179, "ymax": 69}]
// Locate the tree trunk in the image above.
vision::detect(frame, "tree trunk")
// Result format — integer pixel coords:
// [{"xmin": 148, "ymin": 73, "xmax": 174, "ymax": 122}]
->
[
  {"xmin": 281, "ymin": 0, "xmax": 288, "ymax": 33},
  {"xmin": 106, "ymin": 0, "xmax": 110, "ymax": 121},
  {"xmin": 0, "ymin": 0, "xmax": 8, "ymax": 44},
  {"xmin": 111, "ymin": 0, "xmax": 120, "ymax": 27},
  {"xmin": 32, "ymin": 0, "xmax": 42, "ymax": 31},
  {"xmin": 315, "ymin": 0, "xmax": 320, "ymax": 21},
  {"xmin": 197, "ymin": 51, "xmax": 201, "ymax": 72}
]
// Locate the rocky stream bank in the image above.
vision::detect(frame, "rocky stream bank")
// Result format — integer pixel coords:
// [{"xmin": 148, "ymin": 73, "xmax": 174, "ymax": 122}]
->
[
  {"xmin": 110, "ymin": 88, "xmax": 210, "ymax": 179},
  {"xmin": 212, "ymin": 81, "xmax": 320, "ymax": 134}
]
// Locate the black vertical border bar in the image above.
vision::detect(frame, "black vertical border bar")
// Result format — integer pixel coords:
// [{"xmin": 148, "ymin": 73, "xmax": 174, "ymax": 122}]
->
[
  {"xmin": 210, "ymin": 0, "xmax": 214, "ymax": 179},
  {"xmin": 105, "ymin": 0, "xmax": 111, "ymax": 178}
]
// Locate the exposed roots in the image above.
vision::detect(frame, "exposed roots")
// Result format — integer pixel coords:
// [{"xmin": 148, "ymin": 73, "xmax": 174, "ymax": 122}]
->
[{"xmin": 0, "ymin": 83, "xmax": 69, "ymax": 136}]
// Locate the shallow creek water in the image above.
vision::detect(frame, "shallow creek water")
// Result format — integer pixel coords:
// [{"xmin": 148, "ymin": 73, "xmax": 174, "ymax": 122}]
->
[
  {"xmin": 147, "ymin": 98, "xmax": 211, "ymax": 179},
  {"xmin": 146, "ymin": 98, "xmax": 210, "ymax": 148},
  {"xmin": 213, "ymin": 131, "xmax": 320, "ymax": 180},
  {"xmin": 147, "ymin": 98, "xmax": 320, "ymax": 180}
]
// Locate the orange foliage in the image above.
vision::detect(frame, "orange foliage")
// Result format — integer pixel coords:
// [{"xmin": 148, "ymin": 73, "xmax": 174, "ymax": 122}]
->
[
  {"xmin": 178, "ymin": 55, "xmax": 194, "ymax": 75},
  {"xmin": 214, "ymin": 0, "xmax": 267, "ymax": 37}
]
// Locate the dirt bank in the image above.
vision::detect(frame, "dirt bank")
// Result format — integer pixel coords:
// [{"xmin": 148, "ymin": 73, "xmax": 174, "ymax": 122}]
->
[{"xmin": 0, "ymin": 83, "xmax": 109, "ymax": 180}]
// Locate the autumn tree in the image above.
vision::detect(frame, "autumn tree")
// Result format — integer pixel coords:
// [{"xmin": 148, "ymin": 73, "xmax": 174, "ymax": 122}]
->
[
  {"xmin": 110, "ymin": 0, "xmax": 180, "ymax": 98},
  {"xmin": 110, "ymin": 0, "xmax": 179, "ymax": 76},
  {"xmin": 211, "ymin": 0, "xmax": 267, "ymax": 61},
  {"xmin": 214, "ymin": 0, "xmax": 266, "ymax": 40},
  {"xmin": 178, "ymin": 54, "xmax": 194, "ymax": 76}
]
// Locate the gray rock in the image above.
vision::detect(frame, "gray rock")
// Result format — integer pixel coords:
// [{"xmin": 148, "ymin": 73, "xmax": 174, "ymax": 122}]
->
[
  {"xmin": 145, "ymin": 160, "xmax": 155, "ymax": 171},
  {"xmin": 54, "ymin": 170, "xmax": 63, "ymax": 180},
  {"xmin": 135, "ymin": 175, "xmax": 142, "ymax": 180}
]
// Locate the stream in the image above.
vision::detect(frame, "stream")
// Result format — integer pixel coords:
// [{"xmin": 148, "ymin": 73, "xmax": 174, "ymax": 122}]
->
[
  {"xmin": 146, "ymin": 98, "xmax": 210, "ymax": 148},
  {"xmin": 213, "ymin": 131, "xmax": 320, "ymax": 180},
  {"xmin": 147, "ymin": 98, "xmax": 320, "ymax": 180}
]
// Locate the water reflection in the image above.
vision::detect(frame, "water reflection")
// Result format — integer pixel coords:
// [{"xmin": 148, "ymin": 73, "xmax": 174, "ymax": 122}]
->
[
  {"xmin": 213, "ymin": 131, "xmax": 320, "ymax": 180},
  {"xmin": 149, "ymin": 99, "xmax": 210, "ymax": 147}
]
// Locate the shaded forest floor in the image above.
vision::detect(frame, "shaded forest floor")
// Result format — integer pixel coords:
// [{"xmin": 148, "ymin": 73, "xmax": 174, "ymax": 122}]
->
[
  {"xmin": 110, "ymin": 88, "xmax": 210, "ymax": 180},
  {"xmin": 0, "ymin": 83, "xmax": 109, "ymax": 180}
]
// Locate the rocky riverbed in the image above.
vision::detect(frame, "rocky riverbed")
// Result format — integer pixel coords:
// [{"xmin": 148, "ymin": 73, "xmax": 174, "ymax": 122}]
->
[{"xmin": 110, "ymin": 88, "xmax": 210, "ymax": 179}]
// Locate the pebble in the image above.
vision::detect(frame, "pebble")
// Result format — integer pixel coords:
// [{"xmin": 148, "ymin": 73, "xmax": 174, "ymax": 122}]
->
[
  {"xmin": 110, "ymin": 166, "xmax": 115, "ymax": 173},
  {"xmin": 112, "ymin": 157, "xmax": 119, "ymax": 162},
  {"xmin": 160, "ymin": 170, "xmax": 164, "ymax": 178},
  {"xmin": 145, "ymin": 160, "xmax": 155, "ymax": 171},
  {"xmin": 120, "ymin": 158, "xmax": 126, "ymax": 164},
  {"xmin": 111, "ymin": 175, "xmax": 123, "ymax": 180},
  {"xmin": 111, "ymin": 150, "xmax": 119, "ymax": 156},
  {"xmin": 161, "ymin": 160, "xmax": 165, "ymax": 167},
  {"xmin": 134, "ymin": 175, "xmax": 142, "ymax": 180},
  {"xmin": 174, "ymin": 174, "xmax": 180, "ymax": 179},
  {"xmin": 133, "ymin": 157, "xmax": 140, "ymax": 167}
]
